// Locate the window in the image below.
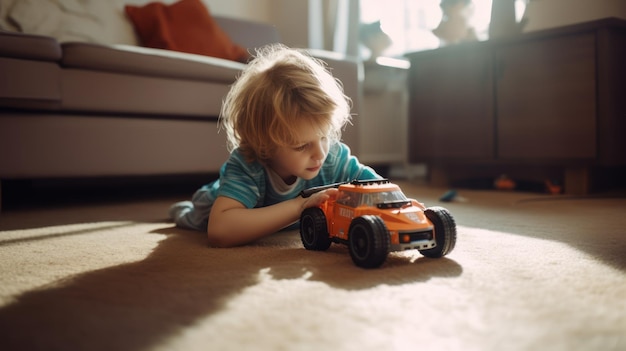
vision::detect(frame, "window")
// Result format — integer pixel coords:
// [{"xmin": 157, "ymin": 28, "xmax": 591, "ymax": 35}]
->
[{"xmin": 359, "ymin": 0, "xmax": 528, "ymax": 57}]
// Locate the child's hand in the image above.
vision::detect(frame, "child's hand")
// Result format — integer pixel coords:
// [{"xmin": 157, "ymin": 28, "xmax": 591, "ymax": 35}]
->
[{"xmin": 300, "ymin": 188, "xmax": 338, "ymax": 211}]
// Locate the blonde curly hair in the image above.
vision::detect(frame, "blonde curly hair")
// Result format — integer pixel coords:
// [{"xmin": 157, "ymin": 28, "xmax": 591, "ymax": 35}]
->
[{"xmin": 219, "ymin": 44, "xmax": 352, "ymax": 162}]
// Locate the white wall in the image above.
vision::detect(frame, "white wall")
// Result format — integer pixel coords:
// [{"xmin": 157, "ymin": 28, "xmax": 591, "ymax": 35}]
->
[{"xmin": 266, "ymin": 0, "xmax": 311, "ymax": 49}]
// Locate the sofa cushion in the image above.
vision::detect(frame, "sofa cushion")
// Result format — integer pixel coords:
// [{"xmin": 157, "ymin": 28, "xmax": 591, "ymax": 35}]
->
[
  {"xmin": 60, "ymin": 69, "xmax": 230, "ymax": 117},
  {"xmin": 125, "ymin": 0, "xmax": 249, "ymax": 63},
  {"xmin": 0, "ymin": 31, "xmax": 61, "ymax": 61},
  {"xmin": 61, "ymin": 42, "xmax": 245, "ymax": 84},
  {"xmin": 6, "ymin": 0, "xmax": 138, "ymax": 45},
  {"xmin": 0, "ymin": 0, "xmax": 20, "ymax": 32}
]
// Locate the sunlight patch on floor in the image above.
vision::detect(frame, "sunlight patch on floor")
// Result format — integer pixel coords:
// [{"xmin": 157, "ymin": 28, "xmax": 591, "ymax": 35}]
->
[{"xmin": 157, "ymin": 225, "xmax": 626, "ymax": 351}]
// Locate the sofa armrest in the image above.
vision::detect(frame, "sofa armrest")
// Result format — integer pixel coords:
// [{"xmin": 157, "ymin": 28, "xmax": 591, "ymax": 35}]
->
[{"xmin": 0, "ymin": 30, "xmax": 61, "ymax": 61}]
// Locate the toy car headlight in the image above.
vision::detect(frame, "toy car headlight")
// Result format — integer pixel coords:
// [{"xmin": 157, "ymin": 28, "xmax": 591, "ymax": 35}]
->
[{"xmin": 404, "ymin": 212, "xmax": 420, "ymax": 223}]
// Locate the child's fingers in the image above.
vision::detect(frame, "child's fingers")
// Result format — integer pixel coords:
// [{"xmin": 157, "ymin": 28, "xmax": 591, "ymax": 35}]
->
[
  {"xmin": 322, "ymin": 188, "xmax": 339, "ymax": 197},
  {"xmin": 307, "ymin": 189, "xmax": 333, "ymax": 206},
  {"xmin": 311, "ymin": 192, "xmax": 330, "ymax": 205},
  {"xmin": 301, "ymin": 188, "xmax": 340, "ymax": 211}
]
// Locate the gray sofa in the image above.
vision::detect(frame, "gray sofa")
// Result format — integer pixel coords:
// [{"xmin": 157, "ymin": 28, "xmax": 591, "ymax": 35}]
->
[{"xmin": 0, "ymin": 14, "xmax": 361, "ymax": 205}]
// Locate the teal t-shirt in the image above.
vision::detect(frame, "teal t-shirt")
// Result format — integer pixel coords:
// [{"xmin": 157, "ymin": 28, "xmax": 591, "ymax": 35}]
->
[
  {"xmin": 176, "ymin": 141, "xmax": 382, "ymax": 231},
  {"xmin": 201, "ymin": 142, "xmax": 381, "ymax": 210}
]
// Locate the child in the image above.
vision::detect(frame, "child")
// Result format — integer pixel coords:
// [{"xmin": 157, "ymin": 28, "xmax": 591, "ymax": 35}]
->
[{"xmin": 169, "ymin": 44, "xmax": 382, "ymax": 247}]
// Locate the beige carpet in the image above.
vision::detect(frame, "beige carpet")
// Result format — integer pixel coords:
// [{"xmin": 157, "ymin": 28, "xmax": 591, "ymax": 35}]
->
[{"xmin": 0, "ymin": 180, "xmax": 624, "ymax": 351}]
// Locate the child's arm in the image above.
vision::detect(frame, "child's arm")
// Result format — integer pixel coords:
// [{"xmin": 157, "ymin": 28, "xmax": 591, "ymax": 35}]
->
[{"xmin": 206, "ymin": 188, "xmax": 338, "ymax": 247}]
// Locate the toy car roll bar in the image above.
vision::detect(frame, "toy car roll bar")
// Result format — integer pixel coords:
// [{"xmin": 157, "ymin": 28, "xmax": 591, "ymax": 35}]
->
[
  {"xmin": 299, "ymin": 179, "xmax": 389, "ymax": 198},
  {"xmin": 299, "ymin": 181, "xmax": 348, "ymax": 198}
]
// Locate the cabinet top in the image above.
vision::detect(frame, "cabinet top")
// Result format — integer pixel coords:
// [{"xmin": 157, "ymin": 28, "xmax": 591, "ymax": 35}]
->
[{"xmin": 405, "ymin": 17, "xmax": 626, "ymax": 59}]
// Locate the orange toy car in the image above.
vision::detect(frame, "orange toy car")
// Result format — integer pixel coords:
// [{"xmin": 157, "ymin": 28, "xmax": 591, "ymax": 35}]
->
[{"xmin": 299, "ymin": 179, "xmax": 456, "ymax": 268}]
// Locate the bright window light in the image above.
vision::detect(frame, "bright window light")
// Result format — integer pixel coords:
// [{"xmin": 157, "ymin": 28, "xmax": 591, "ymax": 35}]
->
[{"xmin": 360, "ymin": 0, "xmax": 527, "ymax": 57}]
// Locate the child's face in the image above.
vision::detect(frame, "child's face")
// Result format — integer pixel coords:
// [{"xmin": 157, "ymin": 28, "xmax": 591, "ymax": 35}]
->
[{"xmin": 268, "ymin": 121, "xmax": 330, "ymax": 183}]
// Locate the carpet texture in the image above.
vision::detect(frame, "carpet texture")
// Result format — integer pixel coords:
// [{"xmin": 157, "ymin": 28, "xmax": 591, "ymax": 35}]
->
[{"xmin": 0, "ymin": 180, "xmax": 624, "ymax": 351}]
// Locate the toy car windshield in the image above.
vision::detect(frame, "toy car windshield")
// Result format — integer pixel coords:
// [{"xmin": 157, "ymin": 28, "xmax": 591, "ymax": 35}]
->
[{"xmin": 336, "ymin": 188, "xmax": 410, "ymax": 208}]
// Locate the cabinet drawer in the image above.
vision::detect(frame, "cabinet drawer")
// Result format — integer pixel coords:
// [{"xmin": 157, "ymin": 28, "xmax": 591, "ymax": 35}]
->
[
  {"xmin": 408, "ymin": 47, "xmax": 494, "ymax": 161},
  {"xmin": 496, "ymin": 33, "xmax": 597, "ymax": 159}
]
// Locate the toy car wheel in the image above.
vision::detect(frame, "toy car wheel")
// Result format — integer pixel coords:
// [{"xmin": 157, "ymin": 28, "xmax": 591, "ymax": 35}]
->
[
  {"xmin": 300, "ymin": 207, "xmax": 332, "ymax": 251},
  {"xmin": 348, "ymin": 215, "xmax": 390, "ymax": 268},
  {"xmin": 420, "ymin": 206, "xmax": 457, "ymax": 258}
]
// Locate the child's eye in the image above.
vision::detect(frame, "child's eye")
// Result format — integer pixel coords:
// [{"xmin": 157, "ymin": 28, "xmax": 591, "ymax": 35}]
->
[
  {"xmin": 293, "ymin": 136, "xmax": 328, "ymax": 152},
  {"xmin": 294, "ymin": 144, "xmax": 308, "ymax": 152}
]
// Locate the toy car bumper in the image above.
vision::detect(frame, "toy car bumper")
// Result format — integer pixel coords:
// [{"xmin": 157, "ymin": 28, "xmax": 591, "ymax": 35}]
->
[{"xmin": 390, "ymin": 229, "xmax": 437, "ymax": 251}]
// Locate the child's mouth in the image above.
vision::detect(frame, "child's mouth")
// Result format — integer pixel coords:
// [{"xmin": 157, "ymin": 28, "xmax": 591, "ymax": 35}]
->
[{"xmin": 307, "ymin": 165, "xmax": 321, "ymax": 172}]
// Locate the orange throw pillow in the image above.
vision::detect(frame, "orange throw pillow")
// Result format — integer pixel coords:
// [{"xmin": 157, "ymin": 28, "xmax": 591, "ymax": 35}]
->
[{"xmin": 125, "ymin": 0, "xmax": 250, "ymax": 62}]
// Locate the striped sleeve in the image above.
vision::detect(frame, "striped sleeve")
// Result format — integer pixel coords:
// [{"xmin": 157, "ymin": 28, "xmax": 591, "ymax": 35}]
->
[{"xmin": 215, "ymin": 151, "xmax": 266, "ymax": 209}]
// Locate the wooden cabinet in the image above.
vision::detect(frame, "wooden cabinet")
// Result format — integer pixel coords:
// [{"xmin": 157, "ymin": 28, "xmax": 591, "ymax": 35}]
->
[
  {"xmin": 496, "ymin": 33, "xmax": 597, "ymax": 160},
  {"xmin": 408, "ymin": 45, "xmax": 494, "ymax": 160},
  {"xmin": 406, "ymin": 18, "xmax": 626, "ymax": 194}
]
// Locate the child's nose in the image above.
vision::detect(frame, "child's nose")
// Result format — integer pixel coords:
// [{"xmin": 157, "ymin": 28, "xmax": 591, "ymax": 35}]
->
[{"xmin": 311, "ymin": 141, "xmax": 325, "ymax": 160}]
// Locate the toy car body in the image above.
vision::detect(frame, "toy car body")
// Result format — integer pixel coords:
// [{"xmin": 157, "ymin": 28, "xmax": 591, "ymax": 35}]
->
[{"xmin": 299, "ymin": 179, "xmax": 456, "ymax": 268}]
